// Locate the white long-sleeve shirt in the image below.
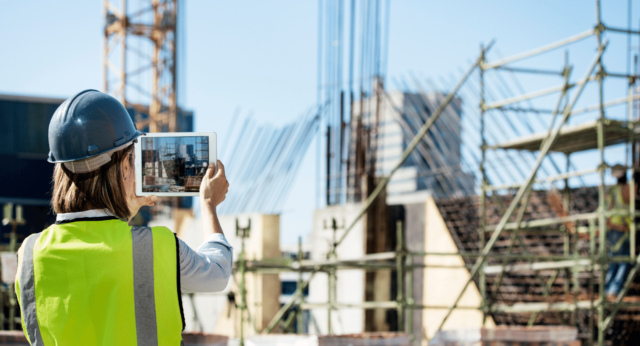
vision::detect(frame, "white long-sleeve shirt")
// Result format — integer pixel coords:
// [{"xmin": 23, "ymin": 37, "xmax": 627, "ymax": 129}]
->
[
  {"xmin": 178, "ymin": 233, "xmax": 232, "ymax": 292},
  {"xmin": 55, "ymin": 209, "xmax": 233, "ymax": 293}
]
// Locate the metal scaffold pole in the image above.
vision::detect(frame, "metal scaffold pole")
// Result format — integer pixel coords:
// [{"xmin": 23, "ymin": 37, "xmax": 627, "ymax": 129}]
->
[
  {"xmin": 406, "ymin": 252, "xmax": 414, "ymax": 342},
  {"xmin": 595, "ymin": 2, "xmax": 606, "ymax": 344},
  {"xmin": 324, "ymin": 218, "xmax": 342, "ymax": 334},
  {"xmin": 236, "ymin": 219, "xmax": 251, "ymax": 346},
  {"xmin": 478, "ymin": 43, "xmax": 488, "ymax": 324},
  {"xmin": 297, "ymin": 237, "xmax": 305, "ymax": 334},
  {"xmin": 395, "ymin": 220, "xmax": 405, "ymax": 332}
]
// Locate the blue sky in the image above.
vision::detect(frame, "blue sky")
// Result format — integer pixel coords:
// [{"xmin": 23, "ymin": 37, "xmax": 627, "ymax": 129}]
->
[{"xmin": 0, "ymin": 1, "xmax": 635, "ymax": 245}]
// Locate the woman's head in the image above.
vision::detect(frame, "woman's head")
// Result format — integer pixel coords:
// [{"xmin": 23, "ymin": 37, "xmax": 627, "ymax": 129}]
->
[
  {"xmin": 52, "ymin": 145, "xmax": 135, "ymax": 220},
  {"xmin": 47, "ymin": 90, "xmax": 150, "ymax": 220}
]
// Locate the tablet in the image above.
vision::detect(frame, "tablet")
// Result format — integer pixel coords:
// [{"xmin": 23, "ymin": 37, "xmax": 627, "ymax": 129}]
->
[{"xmin": 134, "ymin": 132, "xmax": 217, "ymax": 196}]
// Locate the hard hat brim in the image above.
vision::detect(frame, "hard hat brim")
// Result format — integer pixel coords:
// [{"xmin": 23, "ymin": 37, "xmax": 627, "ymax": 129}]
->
[{"xmin": 48, "ymin": 130, "xmax": 144, "ymax": 164}]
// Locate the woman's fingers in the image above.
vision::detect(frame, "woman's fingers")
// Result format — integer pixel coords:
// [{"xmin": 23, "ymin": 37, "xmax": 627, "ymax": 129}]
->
[
  {"xmin": 214, "ymin": 160, "xmax": 225, "ymax": 179},
  {"xmin": 199, "ymin": 160, "xmax": 229, "ymax": 207},
  {"xmin": 207, "ymin": 160, "xmax": 224, "ymax": 179},
  {"xmin": 135, "ymin": 195, "xmax": 157, "ymax": 208}
]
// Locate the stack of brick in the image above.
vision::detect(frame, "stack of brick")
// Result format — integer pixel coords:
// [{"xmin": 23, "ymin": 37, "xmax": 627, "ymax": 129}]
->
[
  {"xmin": 0, "ymin": 331, "xmax": 28, "ymax": 346},
  {"xmin": 182, "ymin": 332, "xmax": 228, "ymax": 346},
  {"xmin": 430, "ymin": 326, "xmax": 579, "ymax": 346},
  {"xmin": 318, "ymin": 333, "xmax": 411, "ymax": 346},
  {"xmin": 435, "ymin": 187, "xmax": 640, "ymax": 344}
]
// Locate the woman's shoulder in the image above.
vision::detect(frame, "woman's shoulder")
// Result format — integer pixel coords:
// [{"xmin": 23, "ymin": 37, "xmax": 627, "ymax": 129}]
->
[{"xmin": 130, "ymin": 225, "xmax": 176, "ymax": 242}]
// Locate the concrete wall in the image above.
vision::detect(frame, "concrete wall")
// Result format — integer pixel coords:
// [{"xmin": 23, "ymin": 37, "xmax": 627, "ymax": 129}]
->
[
  {"xmin": 309, "ymin": 203, "xmax": 365, "ymax": 335},
  {"xmin": 422, "ymin": 196, "xmax": 493, "ymax": 344},
  {"xmin": 388, "ymin": 192, "xmax": 493, "ymax": 345}
]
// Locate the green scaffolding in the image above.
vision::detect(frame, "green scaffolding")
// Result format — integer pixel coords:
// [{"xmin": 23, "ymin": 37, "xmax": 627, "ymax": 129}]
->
[{"xmin": 231, "ymin": 2, "xmax": 640, "ymax": 345}]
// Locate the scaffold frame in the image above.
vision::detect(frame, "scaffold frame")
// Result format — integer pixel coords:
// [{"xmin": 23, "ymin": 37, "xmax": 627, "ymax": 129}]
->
[{"xmin": 225, "ymin": 2, "xmax": 640, "ymax": 345}]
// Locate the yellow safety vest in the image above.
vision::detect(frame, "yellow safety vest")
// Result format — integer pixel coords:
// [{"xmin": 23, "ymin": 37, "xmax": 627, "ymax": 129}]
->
[
  {"xmin": 608, "ymin": 184, "xmax": 631, "ymax": 227},
  {"xmin": 15, "ymin": 217, "xmax": 185, "ymax": 346}
]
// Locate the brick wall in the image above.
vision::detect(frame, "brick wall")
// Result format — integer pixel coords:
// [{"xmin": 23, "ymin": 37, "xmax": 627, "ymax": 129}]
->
[{"xmin": 435, "ymin": 187, "xmax": 640, "ymax": 345}]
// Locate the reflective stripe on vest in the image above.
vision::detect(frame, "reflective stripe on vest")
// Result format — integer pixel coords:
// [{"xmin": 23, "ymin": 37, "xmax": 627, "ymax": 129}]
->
[
  {"xmin": 19, "ymin": 233, "xmax": 44, "ymax": 345},
  {"xmin": 609, "ymin": 185, "xmax": 631, "ymax": 226},
  {"xmin": 16, "ymin": 219, "xmax": 184, "ymax": 345}
]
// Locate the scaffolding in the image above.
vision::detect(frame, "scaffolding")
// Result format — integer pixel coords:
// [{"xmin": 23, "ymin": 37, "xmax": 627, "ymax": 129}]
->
[
  {"xmin": 158, "ymin": 141, "xmax": 178, "ymax": 182},
  {"xmin": 230, "ymin": 2, "xmax": 640, "ymax": 345},
  {"xmin": 196, "ymin": 137, "xmax": 209, "ymax": 174},
  {"xmin": 142, "ymin": 137, "xmax": 156, "ymax": 177}
]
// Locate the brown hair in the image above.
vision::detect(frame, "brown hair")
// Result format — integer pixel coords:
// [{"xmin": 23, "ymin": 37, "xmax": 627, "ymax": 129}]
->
[{"xmin": 51, "ymin": 145, "xmax": 134, "ymax": 220}]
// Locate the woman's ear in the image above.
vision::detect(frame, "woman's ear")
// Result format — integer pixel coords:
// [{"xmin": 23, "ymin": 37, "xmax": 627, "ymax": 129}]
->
[{"xmin": 121, "ymin": 153, "xmax": 131, "ymax": 179}]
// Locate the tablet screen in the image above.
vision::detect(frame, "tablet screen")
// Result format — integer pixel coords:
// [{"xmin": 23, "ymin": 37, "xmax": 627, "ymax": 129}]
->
[{"xmin": 140, "ymin": 136, "xmax": 209, "ymax": 193}]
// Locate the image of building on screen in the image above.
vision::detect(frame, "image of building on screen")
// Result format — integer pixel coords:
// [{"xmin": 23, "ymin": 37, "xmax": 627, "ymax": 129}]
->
[{"xmin": 141, "ymin": 136, "xmax": 209, "ymax": 192}]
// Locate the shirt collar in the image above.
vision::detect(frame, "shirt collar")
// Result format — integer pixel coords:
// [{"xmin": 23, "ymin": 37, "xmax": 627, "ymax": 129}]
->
[{"xmin": 55, "ymin": 209, "xmax": 118, "ymax": 223}]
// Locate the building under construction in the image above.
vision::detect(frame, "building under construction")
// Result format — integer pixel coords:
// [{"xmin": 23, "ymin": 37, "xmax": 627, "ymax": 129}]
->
[
  {"xmin": 3, "ymin": 1, "xmax": 640, "ymax": 346},
  {"xmin": 205, "ymin": 1, "xmax": 640, "ymax": 346}
]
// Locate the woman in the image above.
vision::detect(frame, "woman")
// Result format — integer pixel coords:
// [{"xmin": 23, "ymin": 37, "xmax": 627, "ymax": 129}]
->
[{"xmin": 16, "ymin": 89, "xmax": 232, "ymax": 345}]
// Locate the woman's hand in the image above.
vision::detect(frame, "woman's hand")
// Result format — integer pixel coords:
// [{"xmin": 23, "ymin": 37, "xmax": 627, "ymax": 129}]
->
[
  {"xmin": 200, "ymin": 160, "xmax": 229, "ymax": 213},
  {"xmin": 122, "ymin": 150, "xmax": 156, "ymax": 222},
  {"xmin": 127, "ymin": 194, "xmax": 157, "ymax": 222},
  {"xmin": 200, "ymin": 160, "xmax": 228, "ymax": 237}
]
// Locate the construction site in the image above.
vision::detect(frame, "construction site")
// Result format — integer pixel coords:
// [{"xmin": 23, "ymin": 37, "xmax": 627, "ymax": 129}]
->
[
  {"xmin": 2, "ymin": 0, "xmax": 640, "ymax": 345},
  {"xmin": 141, "ymin": 136, "xmax": 209, "ymax": 193}
]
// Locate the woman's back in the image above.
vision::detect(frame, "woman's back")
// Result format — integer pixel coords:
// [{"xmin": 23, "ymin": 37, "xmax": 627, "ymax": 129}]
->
[
  {"xmin": 17, "ymin": 214, "xmax": 184, "ymax": 345},
  {"xmin": 17, "ymin": 89, "xmax": 231, "ymax": 345}
]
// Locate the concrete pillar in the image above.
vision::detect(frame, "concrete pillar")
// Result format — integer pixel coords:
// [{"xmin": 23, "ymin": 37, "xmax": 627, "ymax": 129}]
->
[{"xmin": 215, "ymin": 214, "xmax": 281, "ymax": 336}]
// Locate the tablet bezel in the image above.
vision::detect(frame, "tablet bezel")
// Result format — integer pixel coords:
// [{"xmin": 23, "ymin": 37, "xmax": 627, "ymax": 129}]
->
[{"xmin": 134, "ymin": 132, "xmax": 217, "ymax": 197}]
